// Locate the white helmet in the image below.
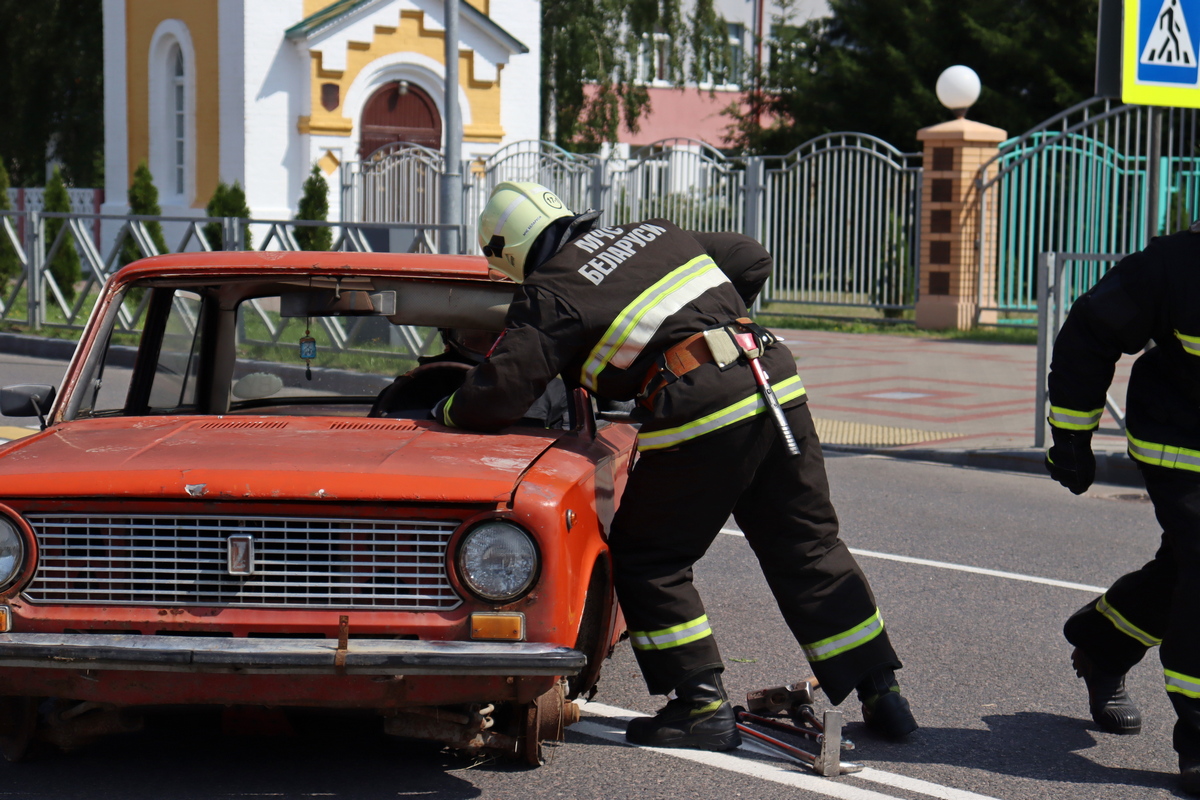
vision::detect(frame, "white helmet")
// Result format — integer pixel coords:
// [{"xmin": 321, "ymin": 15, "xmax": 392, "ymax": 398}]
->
[{"xmin": 477, "ymin": 181, "xmax": 573, "ymax": 282}]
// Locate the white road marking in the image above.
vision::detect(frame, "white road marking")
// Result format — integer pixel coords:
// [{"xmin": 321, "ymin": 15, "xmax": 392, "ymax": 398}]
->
[
  {"xmin": 853, "ymin": 768, "xmax": 1003, "ymax": 800},
  {"xmin": 577, "ymin": 701, "xmax": 1002, "ymax": 800},
  {"xmin": 718, "ymin": 528, "xmax": 1106, "ymax": 594}
]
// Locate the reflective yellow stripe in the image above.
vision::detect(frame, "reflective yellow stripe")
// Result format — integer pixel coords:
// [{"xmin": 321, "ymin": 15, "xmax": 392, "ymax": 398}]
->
[
  {"xmin": 1048, "ymin": 405, "xmax": 1103, "ymax": 431},
  {"xmin": 637, "ymin": 375, "xmax": 807, "ymax": 452},
  {"xmin": 579, "ymin": 255, "xmax": 729, "ymax": 390},
  {"xmin": 1127, "ymin": 433, "xmax": 1200, "ymax": 472},
  {"xmin": 628, "ymin": 615, "xmax": 713, "ymax": 651},
  {"xmin": 1097, "ymin": 595, "xmax": 1161, "ymax": 647},
  {"xmin": 802, "ymin": 609, "xmax": 884, "ymax": 662},
  {"xmin": 1166, "ymin": 669, "xmax": 1200, "ymax": 698},
  {"xmin": 441, "ymin": 393, "xmax": 459, "ymax": 428},
  {"xmin": 1175, "ymin": 329, "xmax": 1200, "ymax": 357}
]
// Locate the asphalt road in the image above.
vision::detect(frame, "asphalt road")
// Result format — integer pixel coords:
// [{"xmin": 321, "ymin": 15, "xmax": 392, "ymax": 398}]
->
[{"xmin": 0, "ymin": 354, "xmax": 1182, "ymax": 798}]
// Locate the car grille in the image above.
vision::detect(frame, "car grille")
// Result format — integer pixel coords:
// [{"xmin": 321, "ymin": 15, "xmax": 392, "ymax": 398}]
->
[{"xmin": 22, "ymin": 514, "xmax": 462, "ymax": 610}]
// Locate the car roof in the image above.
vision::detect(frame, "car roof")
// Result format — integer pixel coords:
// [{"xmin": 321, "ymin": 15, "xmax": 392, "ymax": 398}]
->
[{"xmin": 113, "ymin": 251, "xmax": 495, "ymax": 283}]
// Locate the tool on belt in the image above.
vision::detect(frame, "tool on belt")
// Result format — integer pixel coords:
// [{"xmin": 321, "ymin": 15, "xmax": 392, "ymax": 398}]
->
[{"xmin": 638, "ymin": 318, "xmax": 801, "ymax": 457}]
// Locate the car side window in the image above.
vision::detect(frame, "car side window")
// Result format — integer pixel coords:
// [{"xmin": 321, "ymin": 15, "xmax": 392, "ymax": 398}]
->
[{"xmin": 147, "ymin": 290, "xmax": 204, "ymax": 412}]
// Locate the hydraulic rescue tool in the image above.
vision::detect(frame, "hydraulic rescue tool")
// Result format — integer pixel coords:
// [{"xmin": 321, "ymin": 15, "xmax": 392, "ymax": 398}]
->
[{"xmin": 739, "ymin": 678, "xmax": 862, "ymax": 777}]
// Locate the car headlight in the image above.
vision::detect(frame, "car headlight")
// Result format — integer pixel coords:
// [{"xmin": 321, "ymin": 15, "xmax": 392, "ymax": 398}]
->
[
  {"xmin": 0, "ymin": 517, "xmax": 24, "ymax": 590},
  {"xmin": 457, "ymin": 521, "xmax": 538, "ymax": 602}
]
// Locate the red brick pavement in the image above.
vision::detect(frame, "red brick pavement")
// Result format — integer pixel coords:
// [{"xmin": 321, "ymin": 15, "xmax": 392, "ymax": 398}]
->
[{"xmin": 779, "ymin": 330, "xmax": 1133, "ymax": 452}]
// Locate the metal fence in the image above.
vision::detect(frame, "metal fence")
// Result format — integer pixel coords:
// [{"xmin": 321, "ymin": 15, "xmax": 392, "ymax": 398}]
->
[
  {"xmin": 761, "ymin": 134, "xmax": 922, "ymax": 312},
  {"xmin": 1032, "ymin": 251, "xmax": 1126, "ymax": 449},
  {"xmin": 343, "ymin": 136, "xmax": 924, "ymax": 316},
  {"xmin": 0, "ymin": 207, "xmax": 457, "ymax": 361},
  {"xmin": 978, "ymin": 98, "xmax": 1200, "ymax": 321}
]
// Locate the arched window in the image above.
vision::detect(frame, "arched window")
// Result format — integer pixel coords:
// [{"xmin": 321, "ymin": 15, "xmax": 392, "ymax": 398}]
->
[
  {"xmin": 148, "ymin": 21, "xmax": 194, "ymax": 206},
  {"xmin": 172, "ymin": 46, "xmax": 185, "ymax": 196}
]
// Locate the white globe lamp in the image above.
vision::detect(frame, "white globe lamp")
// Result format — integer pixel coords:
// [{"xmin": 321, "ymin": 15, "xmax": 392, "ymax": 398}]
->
[{"xmin": 936, "ymin": 66, "xmax": 981, "ymax": 119}]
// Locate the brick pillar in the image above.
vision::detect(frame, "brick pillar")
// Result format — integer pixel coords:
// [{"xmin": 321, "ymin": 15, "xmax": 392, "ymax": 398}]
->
[{"xmin": 914, "ymin": 118, "xmax": 1007, "ymax": 330}]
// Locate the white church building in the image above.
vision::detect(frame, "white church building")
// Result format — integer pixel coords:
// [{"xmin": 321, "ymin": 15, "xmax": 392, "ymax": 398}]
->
[{"xmin": 101, "ymin": 0, "xmax": 540, "ymax": 228}]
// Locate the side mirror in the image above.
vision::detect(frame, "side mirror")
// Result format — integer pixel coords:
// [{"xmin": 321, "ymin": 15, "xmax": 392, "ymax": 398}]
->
[{"xmin": 1, "ymin": 384, "xmax": 57, "ymax": 428}]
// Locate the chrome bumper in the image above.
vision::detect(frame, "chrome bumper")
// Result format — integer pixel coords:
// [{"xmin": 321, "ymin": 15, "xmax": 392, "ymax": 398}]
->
[{"xmin": 0, "ymin": 634, "xmax": 586, "ymax": 676}]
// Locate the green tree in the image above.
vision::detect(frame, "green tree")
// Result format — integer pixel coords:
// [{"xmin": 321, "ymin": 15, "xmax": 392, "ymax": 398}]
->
[
  {"xmin": 541, "ymin": 0, "xmax": 730, "ymax": 150},
  {"xmin": 0, "ymin": 0, "xmax": 103, "ymax": 187},
  {"xmin": 728, "ymin": 0, "xmax": 1099, "ymax": 154},
  {"xmin": 203, "ymin": 181, "xmax": 253, "ymax": 251},
  {"xmin": 43, "ymin": 166, "xmax": 81, "ymax": 303},
  {"xmin": 0, "ymin": 158, "xmax": 19, "ymax": 292},
  {"xmin": 294, "ymin": 165, "xmax": 333, "ymax": 251},
  {"xmin": 121, "ymin": 161, "xmax": 169, "ymax": 266}
]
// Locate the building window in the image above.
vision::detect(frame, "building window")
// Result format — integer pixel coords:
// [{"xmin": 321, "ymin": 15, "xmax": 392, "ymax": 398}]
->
[
  {"xmin": 172, "ymin": 47, "xmax": 185, "ymax": 196},
  {"xmin": 639, "ymin": 32, "xmax": 671, "ymax": 84},
  {"xmin": 148, "ymin": 20, "xmax": 194, "ymax": 206},
  {"xmin": 721, "ymin": 23, "xmax": 745, "ymax": 87}
]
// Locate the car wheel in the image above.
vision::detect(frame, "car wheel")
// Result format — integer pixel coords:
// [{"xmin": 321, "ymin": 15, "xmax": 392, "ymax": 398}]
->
[
  {"xmin": 0, "ymin": 696, "xmax": 38, "ymax": 762},
  {"xmin": 519, "ymin": 678, "xmax": 578, "ymax": 765}
]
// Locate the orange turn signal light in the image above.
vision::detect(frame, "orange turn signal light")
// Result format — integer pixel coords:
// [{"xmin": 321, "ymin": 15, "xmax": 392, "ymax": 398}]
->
[
  {"xmin": 470, "ymin": 612, "xmax": 525, "ymax": 641},
  {"xmin": 0, "ymin": 606, "xmax": 10, "ymax": 633}
]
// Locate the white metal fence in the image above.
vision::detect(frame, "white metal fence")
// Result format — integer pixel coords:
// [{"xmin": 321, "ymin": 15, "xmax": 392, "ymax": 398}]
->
[
  {"xmin": 343, "ymin": 136, "xmax": 923, "ymax": 315},
  {"xmin": 0, "ymin": 207, "xmax": 456, "ymax": 362}
]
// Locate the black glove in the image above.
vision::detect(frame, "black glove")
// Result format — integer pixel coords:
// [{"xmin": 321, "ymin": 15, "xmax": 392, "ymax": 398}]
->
[{"xmin": 1045, "ymin": 427, "xmax": 1095, "ymax": 495}]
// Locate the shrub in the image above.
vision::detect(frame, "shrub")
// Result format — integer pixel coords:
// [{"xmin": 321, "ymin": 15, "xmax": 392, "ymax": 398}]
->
[
  {"xmin": 0, "ymin": 158, "xmax": 19, "ymax": 292},
  {"xmin": 294, "ymin": 165, "xmax": 332, "ymax": 251},
  {"xmin": 203, "ymin": 180, "xmax": 252, "ymax": 250},
  {"xmin": 43, "ymin": 166, "xmax": 81, "ymax": 302},
  {"xmin": 121, "ymin": 161, "xmax": 168, "ymax": 266}
]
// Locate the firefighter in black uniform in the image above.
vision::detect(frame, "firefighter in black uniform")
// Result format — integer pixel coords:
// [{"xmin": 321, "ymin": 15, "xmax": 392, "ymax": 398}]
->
[
  {"xmin": 1046, "ymin": 225, "xmax": 1200, "ymax": 793},
  {"xmin": 438, "ymin": 181, "xmax": 917, "ymax": 750}
]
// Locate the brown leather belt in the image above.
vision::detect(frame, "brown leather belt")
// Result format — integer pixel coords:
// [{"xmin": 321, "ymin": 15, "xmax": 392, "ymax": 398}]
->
[{"xmin": 637, "ymin": 318, "xmax": 756, "ymax": 409}]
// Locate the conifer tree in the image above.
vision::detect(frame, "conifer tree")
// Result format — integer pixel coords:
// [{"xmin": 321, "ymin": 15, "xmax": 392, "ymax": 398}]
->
[
  {"xmin": 0, "ymin": 158, "xmax": 18, "ymax": 292},
  {"xmin": 294, "ymin": 165, "xmax": 332, "ymax": 251},
  {"xmin": 43, "ymin": 166, "xmax": 80, "ymax": 303},
  {"xmin": 728, "ymin": 0, "xmax": 1099, "ymax": 154},
  {"xmin": 121, "ymin": 161, "xmax": 168, "ymax": 266},
  {"xmin": 203, "ymin": 180, "xmax": 253, "ymax": 250}
]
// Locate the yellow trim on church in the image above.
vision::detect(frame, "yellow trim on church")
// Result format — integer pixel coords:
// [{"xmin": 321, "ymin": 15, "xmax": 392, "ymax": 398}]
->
[
  {"xmin": 125, "ymin": 0, "xmax": 220, "ymax": 207},
  {"xmin": 302, "ymin": 8, "xmax": 505, "ymax": 144}
]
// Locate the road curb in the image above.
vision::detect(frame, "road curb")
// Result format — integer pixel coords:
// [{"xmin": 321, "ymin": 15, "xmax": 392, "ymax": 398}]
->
[
  {"xmin": 823, "ymin": 443, "xmax": 1144, "ymax": 488},
  {"xmin": 0, "ymin": 332, "xmax": 80, "ymax": 362}
]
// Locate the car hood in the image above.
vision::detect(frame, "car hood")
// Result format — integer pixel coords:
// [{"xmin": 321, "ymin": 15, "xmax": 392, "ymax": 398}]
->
[{"xmin": 0, "ymin": 417, "xmax": 561, "ymax": 503}]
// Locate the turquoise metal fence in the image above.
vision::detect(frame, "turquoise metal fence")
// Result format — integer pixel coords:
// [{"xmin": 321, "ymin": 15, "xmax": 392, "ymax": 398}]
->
[{"xmin": 978, "ymin": 98, "xmax": 1200, "ymax": 322}]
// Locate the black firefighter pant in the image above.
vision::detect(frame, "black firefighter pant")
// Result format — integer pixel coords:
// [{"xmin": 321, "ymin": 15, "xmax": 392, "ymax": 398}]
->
[
  {"xmin": 608, "ymin": 401, "xmax": 901, "ymax": 705},
  {"xmin": 1064, "ymin": 462, "xmax": 1200, "ymax": 756}
]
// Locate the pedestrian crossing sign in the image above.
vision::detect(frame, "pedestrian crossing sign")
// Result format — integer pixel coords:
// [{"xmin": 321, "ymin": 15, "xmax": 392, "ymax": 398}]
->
[{"xmin": 1125, "ymin": 0, "xmax": 1200, "ymax": 106}]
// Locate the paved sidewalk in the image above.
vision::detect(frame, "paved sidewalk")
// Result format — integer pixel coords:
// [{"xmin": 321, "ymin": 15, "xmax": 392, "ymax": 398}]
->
[
  {"xmin": 782, "ymin": 329, "xmax": 1141, "ymax": 487},
  {"xmin": 0, "ymin": 329, "xmax": 1145, "ymax": 486}
]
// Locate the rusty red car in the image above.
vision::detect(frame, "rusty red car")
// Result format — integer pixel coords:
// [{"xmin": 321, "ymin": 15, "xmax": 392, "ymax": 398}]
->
[{"xmin": 0, "ymin": 251, "xmax": 635, "ymax": 763}]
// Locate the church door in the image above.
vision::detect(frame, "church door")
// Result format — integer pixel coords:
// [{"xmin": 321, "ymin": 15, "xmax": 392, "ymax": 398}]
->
[{"xmin": 358, "ymin": 81, "xmax": 442, "ymax": 158}]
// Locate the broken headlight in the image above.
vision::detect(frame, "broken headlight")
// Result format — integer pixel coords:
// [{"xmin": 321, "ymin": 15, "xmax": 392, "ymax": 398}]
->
[
  {"xmin": 0, "ymin": 516, "xmax": 24, "ymax": 590},
  {"xmin": 456, "ymin": 521, "xmax": 538, "ymax": 603}
]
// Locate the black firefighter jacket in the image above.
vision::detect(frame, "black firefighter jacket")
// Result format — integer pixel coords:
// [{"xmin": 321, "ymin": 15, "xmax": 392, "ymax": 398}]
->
[
  {"xmin": 440, "ymin": 220, "xmax": 805, "ymax": 452},
  {"xmin": 1049, "ymin": 228, "xmax": 1200, "ymax": 471}
]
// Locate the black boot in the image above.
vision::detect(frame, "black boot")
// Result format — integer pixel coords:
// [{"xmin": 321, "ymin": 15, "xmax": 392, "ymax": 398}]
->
[
  {"xmin": 1182, "ymin": 755, "xmax": 1200, "ymax": 796},
  {"xmin": 1071, "ymin": 648, "xmax": 1141, "ymax": 734},
  {"xmin": 857, "ymin": 667, "xmax": 918, "ymax": 740},
  {"xmin": 626, "ymin": 669, "xmax": 741, "ymax": 751}
]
